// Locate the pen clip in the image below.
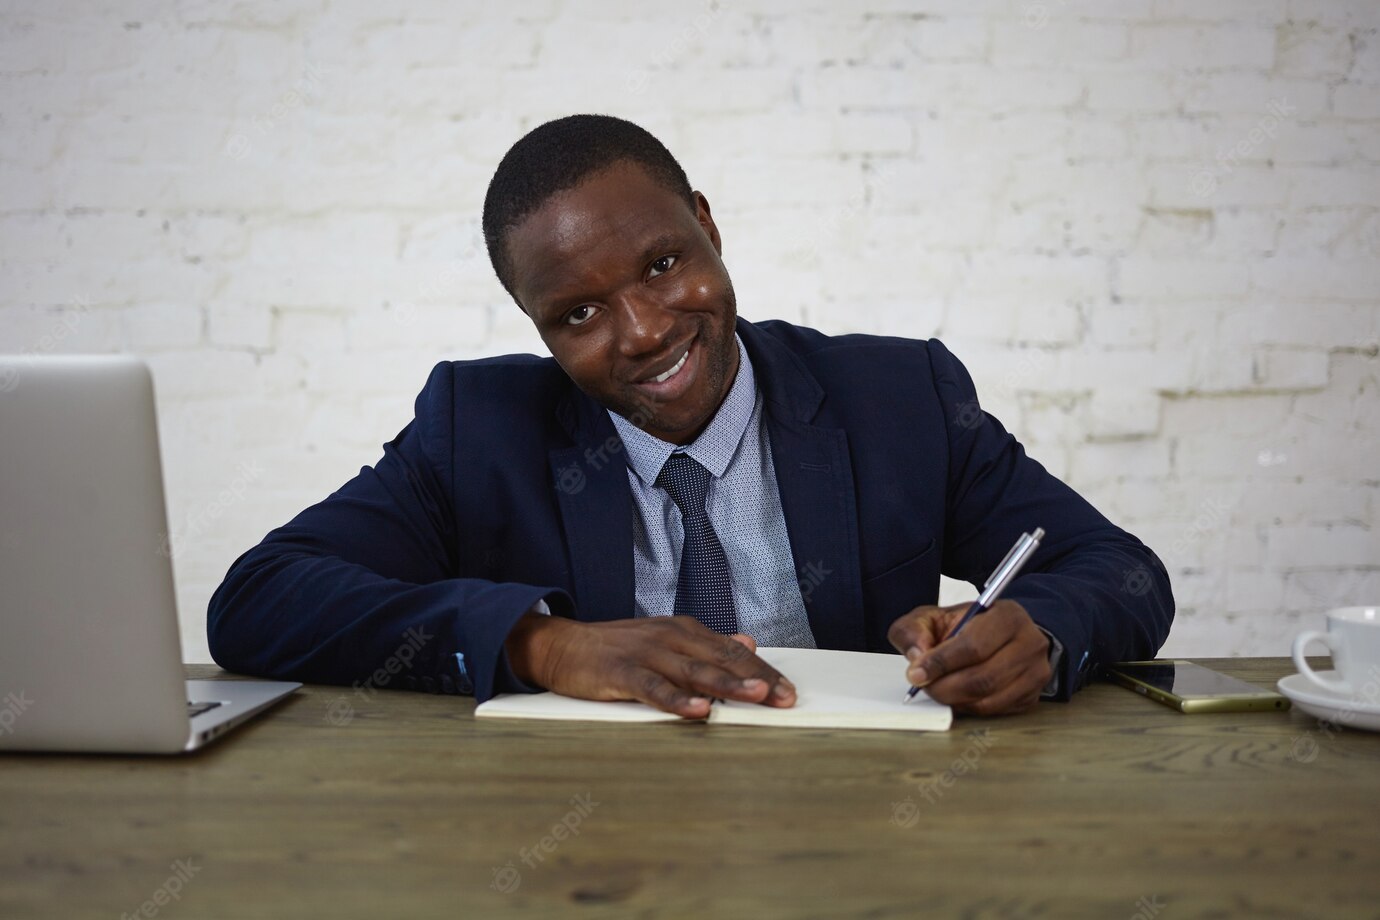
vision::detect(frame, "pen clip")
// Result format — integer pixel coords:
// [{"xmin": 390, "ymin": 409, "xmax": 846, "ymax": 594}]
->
[
  {"xmin": 983, "ymin": 537, "xmax": 1027, "ymax": 591},
  {"xmin": 976, "ymin": 528, "xmax": 1045, "ymax": 607}
]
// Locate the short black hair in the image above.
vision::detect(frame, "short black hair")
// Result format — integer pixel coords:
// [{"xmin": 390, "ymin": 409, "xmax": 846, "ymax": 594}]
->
[{"xmin": 482, "ymin": 114, "xmax": 696, "ymax": 304}]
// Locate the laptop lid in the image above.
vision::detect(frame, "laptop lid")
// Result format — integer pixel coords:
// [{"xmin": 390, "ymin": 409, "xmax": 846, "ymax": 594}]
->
[{"xmin": 0, "ymin": 355, "xmax": 190, "ymax": 752}]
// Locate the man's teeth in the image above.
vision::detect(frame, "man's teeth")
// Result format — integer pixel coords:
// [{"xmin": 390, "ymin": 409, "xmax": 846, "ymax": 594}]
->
[{"xmin": 650, "ymin": 349, "xmax": 689, "ymax": 384}]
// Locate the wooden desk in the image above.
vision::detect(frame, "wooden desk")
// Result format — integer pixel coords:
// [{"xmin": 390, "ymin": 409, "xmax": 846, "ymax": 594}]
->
[{"xmin": 1, "ymin": 659, "xmax": 1377, "ymax": 919}]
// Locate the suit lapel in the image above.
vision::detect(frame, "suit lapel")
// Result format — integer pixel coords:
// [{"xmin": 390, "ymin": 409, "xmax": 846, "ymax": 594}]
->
[
  {"xmin": 549, "ymin": 392, "xmax": 636, "ymax": 624},
  {"xmin": 763, "ymin": 414, "xmax": 866, "ymax": 650},
  {"xmin": 738, "ymin": 320, "xmax": 867, "ymax": 651}
]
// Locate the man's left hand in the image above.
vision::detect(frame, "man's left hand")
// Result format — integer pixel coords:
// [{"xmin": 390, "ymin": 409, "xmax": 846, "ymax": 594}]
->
[{"xmin": 887, "ymin": 600, "xmax": 1052, "ymax": 716}]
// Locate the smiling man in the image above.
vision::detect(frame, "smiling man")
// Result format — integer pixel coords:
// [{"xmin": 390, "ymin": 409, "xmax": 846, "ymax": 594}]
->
[{"xmin": 208, "ymin": 114, "xmax": 1174, "ymax": 717}]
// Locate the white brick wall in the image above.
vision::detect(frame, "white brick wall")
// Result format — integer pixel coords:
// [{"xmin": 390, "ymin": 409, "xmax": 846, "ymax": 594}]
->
[{"xmin": 2, "ymin": 1, "xmax": 1376, "ymax": 664}]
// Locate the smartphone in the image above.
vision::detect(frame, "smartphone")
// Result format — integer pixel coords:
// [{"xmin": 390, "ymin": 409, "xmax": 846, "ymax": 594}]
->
[{"xmin": 1104, "ymin": 660, "xmax": 1291, "ymax": 713}]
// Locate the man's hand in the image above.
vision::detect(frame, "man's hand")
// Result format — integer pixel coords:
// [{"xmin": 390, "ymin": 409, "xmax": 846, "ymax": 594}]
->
[
  {"xmin": 504, "ymin": 613, "xmax": 797, "ymax": 719},
  {"xmin": 888, "ymin": 600, "xmax": 1052, "ymax": 716}
]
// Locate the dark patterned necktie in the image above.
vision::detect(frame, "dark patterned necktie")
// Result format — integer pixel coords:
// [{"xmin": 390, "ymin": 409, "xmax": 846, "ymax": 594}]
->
[{"xmin": 656, "ymin": 452, "xmax": 738, "ymax": 634}]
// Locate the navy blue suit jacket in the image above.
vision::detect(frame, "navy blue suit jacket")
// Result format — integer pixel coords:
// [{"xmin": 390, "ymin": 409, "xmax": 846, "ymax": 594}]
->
[{"xmin": 208, "ymin": 318, "xmax": 1173, "ymax": 703}]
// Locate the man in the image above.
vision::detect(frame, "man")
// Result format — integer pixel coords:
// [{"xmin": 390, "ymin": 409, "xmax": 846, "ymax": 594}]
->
[{"xmin": 208, "ymin": 114, "xmax": 1173, "ymax": 717}]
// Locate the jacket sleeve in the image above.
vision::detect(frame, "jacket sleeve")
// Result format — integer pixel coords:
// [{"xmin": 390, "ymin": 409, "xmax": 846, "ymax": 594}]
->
[
  {"xmin": 206, "ymin": 361, "xmax": 572, "ymax": 703},
  {"xmin": 927, "ymin": 339, "xmax": 1174, "ymax": 699}
]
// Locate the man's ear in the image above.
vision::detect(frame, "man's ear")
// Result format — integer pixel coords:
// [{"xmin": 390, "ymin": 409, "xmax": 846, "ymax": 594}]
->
[{"xmin": 694, "ymin": 191, "xmax": 722, "ymax": 256}]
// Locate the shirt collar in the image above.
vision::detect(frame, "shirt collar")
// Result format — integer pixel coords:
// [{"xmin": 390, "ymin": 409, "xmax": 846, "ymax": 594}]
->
[{"xmin": 609, "ymin": 332, "xmax": 755, "ymax": 485}]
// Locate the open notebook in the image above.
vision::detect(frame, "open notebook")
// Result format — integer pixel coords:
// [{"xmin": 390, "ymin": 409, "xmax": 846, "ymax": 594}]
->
[{"xmin": 475, "ymin": 646, "xmax": 952, "ymax": 732}]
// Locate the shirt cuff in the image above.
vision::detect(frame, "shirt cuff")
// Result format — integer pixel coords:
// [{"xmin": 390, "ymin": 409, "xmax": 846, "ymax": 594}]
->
[{"xmin": 1035, "ymin": 626, "xmax": 1064, "ymax": 698}]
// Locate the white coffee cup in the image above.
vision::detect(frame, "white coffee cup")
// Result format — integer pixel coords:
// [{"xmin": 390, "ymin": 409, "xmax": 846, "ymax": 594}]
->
[{"xmin": 1292, "ymin": 606, "xmax": 1380, "ymax": 698}]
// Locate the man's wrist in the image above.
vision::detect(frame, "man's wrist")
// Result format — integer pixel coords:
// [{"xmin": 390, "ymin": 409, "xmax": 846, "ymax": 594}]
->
[{"xmin": 503, "ymin": 610, "xmax": 569, "ymax": 689}]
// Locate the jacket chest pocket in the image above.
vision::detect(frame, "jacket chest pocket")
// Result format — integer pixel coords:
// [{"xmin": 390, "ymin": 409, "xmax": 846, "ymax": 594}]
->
[{"xmin": 861, "ymin": 538, "xmax": 939, "ymax": 628}]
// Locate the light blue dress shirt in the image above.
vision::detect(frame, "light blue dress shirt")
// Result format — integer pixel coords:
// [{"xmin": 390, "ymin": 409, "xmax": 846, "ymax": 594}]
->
[{"xmin": 609, "ymin": 333, "xmax": 816, "ymax": 648}]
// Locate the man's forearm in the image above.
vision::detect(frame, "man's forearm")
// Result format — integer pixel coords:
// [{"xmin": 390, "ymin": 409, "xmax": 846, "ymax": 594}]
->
[
  {"xmin": 1009, "ymin": 541, "xmax": 1174, "ymax": 699},
  {"xmin": 208, "ymin": 540, "xmax": 569, "ymax": 702}
]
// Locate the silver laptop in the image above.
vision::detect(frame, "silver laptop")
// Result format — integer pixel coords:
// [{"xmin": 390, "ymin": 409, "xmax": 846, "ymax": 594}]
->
[{"xmin": 0, "ymin": 354, "xmax": 299, "ymax": 754}]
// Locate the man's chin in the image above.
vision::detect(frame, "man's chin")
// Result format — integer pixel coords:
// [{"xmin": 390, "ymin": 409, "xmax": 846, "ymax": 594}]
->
[{"xmin": 614, "ymin": 399, "xmax": 709, "ymax": 443}]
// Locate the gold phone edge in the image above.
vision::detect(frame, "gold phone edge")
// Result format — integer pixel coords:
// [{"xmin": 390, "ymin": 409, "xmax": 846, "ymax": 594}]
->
[{"xmin": 1104, "ymin": 666, "xmax": 1292, "ymax": 714}]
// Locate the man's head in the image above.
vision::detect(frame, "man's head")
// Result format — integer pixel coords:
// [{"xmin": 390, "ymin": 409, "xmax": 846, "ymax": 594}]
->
[
  {"xmin": 483, "ymin": 114, "xmax": 739, "ymax": 445},
  {"xmin": 483, "ymin": 115, "xmax": 697, "ymax": 300}
]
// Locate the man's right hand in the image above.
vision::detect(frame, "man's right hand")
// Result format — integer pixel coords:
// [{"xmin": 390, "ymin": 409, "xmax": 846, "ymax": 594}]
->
[{"xmin": 503, "ymin": 613, "xmax": 797, "ymax": 719}]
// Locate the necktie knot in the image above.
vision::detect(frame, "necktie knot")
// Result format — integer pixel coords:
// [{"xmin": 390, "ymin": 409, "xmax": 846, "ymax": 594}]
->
[{"xmin": 656, "ymin": 452, "xmax": 712, "ymax": 513}]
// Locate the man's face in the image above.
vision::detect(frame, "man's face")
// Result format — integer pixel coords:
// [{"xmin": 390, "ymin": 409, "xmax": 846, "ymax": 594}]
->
[{"xmin": 506, "ymin": 160, "xmax": 740, "ymax": 446}]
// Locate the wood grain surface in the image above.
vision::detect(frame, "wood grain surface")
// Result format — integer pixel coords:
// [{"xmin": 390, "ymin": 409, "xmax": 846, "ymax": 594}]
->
[{"xmin": 1, "ymin": 658, "xmax": 1376, "ymax": 919}]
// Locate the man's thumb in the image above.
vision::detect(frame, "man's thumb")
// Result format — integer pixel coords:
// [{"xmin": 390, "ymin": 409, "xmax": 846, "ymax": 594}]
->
[{"xmin": 730, "ymin": 632, "xmax": 757, "ymax": 652}]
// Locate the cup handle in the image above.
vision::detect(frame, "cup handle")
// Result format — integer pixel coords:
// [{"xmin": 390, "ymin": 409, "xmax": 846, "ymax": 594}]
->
[{"xmin": 1292, "ymin": 631, "xmax": 1352, "ymax": 695}]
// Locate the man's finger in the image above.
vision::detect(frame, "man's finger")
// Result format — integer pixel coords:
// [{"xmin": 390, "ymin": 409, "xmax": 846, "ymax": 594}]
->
[
  {"xmin": 673, "ymin": 655, "xmax": 776, "ymax": 705},
  {"xmin": 907, "ymin": 602, "xmax": 1031, "ymax": 686},
  {"xmin": 957, "ymin": 658, "xmax": 1049, "ymax": 716},
  {"xmin": 908, "ymin": 622, "xmax": 1010, "ymax": 689},
  {"xmin": 888, "ymin": 602, "xmax": 969, "ymax": 657},
  {"xmin": 916, "ymin": 631, "xmax": 1032, "ymax": 707},
  {"xmin": 661, "ymin": 620, "xmax": 797, "ymax": 707},
  {"xmin": 623, "ymin": 664, "xmax": 714, "ymax": 719},
  {"xmin": 700, "ymin": 626, "xmax": 795, "ymax": 702}
]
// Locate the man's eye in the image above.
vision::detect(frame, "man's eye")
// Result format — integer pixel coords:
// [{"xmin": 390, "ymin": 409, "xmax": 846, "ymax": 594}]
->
[
  {"xmin": 648, "ymin": 255, "xmax": 677, "ymax": 278},
  {"xmin": 565, "ymin": 305, "xmax": 595, "ymax": 326}
]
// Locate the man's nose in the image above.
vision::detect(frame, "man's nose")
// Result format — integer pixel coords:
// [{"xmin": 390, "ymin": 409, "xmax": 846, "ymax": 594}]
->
[{"xmin": 613, "ymin": 292, "xmax": 674, "ymax": 355}]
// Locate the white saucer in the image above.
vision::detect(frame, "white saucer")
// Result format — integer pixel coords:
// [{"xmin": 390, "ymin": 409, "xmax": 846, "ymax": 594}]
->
[{"xmin": 1277, "ymin": 671, "xmax": 1380, "ymax": 732}]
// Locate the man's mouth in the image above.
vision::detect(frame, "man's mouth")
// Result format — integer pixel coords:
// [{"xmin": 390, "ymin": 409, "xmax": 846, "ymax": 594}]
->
[
  {"xmin": 646, "ymin": 348, "xmax": 689, "ymax": 384},
  {"xmin": 632, "ymin": 337, "xmax": 699, "ymax": 400}
]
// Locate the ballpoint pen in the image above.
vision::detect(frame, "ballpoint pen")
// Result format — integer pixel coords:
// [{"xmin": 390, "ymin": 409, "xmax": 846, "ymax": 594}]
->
[{"xmin": 902, "ymin": 527, "xmax": 1045, "ymax": 703}]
